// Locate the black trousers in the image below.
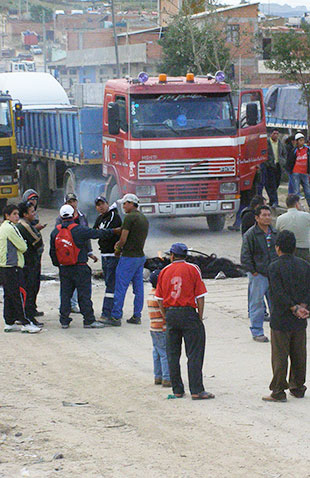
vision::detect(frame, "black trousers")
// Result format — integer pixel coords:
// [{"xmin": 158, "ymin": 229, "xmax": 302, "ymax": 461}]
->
[
  {"xmin": 265, "ymin": 164, "xmax": 281, "ymax": 206},
  {"xmin": 0, "ymin": 266, "xmax": 30, "ymax": 325},
  {"xmin": 270, "ymin": 328, "xmax": 307, "ymax": 399},
  {"xmin": 59, "ymin": 264, "xmax": 95, "ymax": 326},
  {"xmin": 166, "ymin": 307, "xmax": 206, "ymax": 395},
  {"xmin": 23, "ymin": 261, "xmax": 40, "ymax": 319}
]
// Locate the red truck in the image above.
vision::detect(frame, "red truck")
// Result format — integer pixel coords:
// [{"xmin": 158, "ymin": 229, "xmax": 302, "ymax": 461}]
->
[{"xmin": 102, "ymin": 73, "xmax": 267, "ymax": 231}]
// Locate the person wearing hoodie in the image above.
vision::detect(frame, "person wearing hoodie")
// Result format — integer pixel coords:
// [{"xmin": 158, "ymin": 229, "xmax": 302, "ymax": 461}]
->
[
  {"xmin": 0, "ymin": 204, "xmax": 40, "ymax": 333},
  {"xmin": 22, "ymin": 189, "xmax": 45, "ymax": 318},
  {"xmin": 55, "ymin": 193, "xmax": 98, "ymax": 313},
  {"xmin": 93, "ymin": 195, "xmax": 122, "ymax": 320}
]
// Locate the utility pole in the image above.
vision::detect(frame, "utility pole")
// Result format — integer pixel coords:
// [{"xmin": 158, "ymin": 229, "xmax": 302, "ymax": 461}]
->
[
  {"xmin": 111, "ymin": 0, "xmax": 120, "ymax": 77},
  {"xmin": 43, "ymin": 9, "xmax": 47, "ymax": 72}
]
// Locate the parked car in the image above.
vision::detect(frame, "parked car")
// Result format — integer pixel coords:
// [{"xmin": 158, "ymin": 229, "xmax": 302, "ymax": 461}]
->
[
  {"xmin": 30, "ymin": 45, "xmax": 42, "ymax": 55},
  {"xmin": 17, "ymin": 52, "xmax": 34, "ymax": 61}
]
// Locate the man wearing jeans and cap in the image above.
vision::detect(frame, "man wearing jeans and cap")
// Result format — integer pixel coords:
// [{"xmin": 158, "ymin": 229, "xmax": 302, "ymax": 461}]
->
[
  {"xmin": 101, "ymin": 193, "xmax": 149, "ymax": 326},
  {"xmin": 286, "ymin": 133, "xmax": 310, "ymax": 208},
  {"xmin": 155, "ymin": 242, "xmax": 214, "ymax": 400}
]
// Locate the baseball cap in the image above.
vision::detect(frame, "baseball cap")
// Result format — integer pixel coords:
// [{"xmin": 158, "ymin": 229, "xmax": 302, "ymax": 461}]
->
[
  {"xmin": 120, "ymin": 193, "xmax": 139, "ymax": 204},
  {"xmin": 295, "ymin": 133, "xmax": 304, "ymax": 140},
  {"xmin": 60, "ymin": 204, "xmax": 74, "ymax": 218},
  {"xmin": 95, "ymin": 195, "xmax": 108, "ymax": 205},
  {"xmin": 65, "ymin": 192, "xmax": 77, "ymax": 202},
  {"xmin": 169, "ymin": 243, "xmax": 188, "ymax": 256}
]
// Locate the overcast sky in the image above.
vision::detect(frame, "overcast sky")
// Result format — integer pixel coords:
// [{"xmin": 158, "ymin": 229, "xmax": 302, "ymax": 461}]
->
[{"xmin": 223, "ymin": 1, "xmax": 309, "ymax": 8}]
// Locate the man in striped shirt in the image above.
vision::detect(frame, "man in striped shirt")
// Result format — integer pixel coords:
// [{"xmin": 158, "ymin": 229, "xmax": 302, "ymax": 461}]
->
[
  {"xmin": 148, "ymin": 269, "xmax": 171, "ymax": 388},
  {"xmin": 155, "ymin": 243, "xmax": 214, "ymax": 400}
]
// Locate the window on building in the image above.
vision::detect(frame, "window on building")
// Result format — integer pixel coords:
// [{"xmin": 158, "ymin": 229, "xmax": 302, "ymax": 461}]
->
[
  {"xmin": 116, "ymin": 95, "xmax": 128, "ymax": 132},
  {"xmin": 122, "ymin": 66, "xmax": 127, "ymax": 75},
  {"xmin": 60, "ymin": 69, "xmax": 67, "ymax": 75},
  {"xmin": 226, "ymin": 24, "xmax": 240, "ymax": 45},
  {"xmin": 262, "ymin": 38, "xmax": 272, "ymax": 60},
  {"xmin": 100, "ymin": 68, "xmax": 104, "ymax": 74},
  {"xmin": 69, "ymin": 68, "xmax": 77, "ymax": 75}
]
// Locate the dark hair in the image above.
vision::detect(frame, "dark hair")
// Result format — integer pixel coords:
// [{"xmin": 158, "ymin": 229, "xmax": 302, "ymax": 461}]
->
[
  {"xmin": 286, "ymin": 194, "xmax": 300, "ymax": 208},
  {"xmin": 2, "ymin": 203, "xmax": 19, "ymax": 219},
  {"xmin": 18, "ymin": 201, "xmax": 34, "ymax": 218},
  {"xmin": 285, "ymin": 134, "xmax": 295, "ymax": 145},
  {"xmin": 271, "ymin": 129, "xmax": 279, "ymax": 133},
  {"xmin": 250, "ymin": 195, "xmax": 265, "ymax": 210},
  {"xmin": 255, "ymin": 205, "xmax": 271, "ymax": 217},
  {"xmin": 276, "ymin": 230, "xmax": 296, "ymax": 254},
  {"xmin": 149, "ymin": 269, "xmax": 161, "ymax": 288},
  {"xmin": 133, "ymin": 202, "xmax": 139, "ymax": 208}
]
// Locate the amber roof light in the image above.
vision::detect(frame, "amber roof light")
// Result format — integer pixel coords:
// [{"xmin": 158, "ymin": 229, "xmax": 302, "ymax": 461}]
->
[
  {"xmin": 158, "ymin": 73, "xmax": 167, "ymax": 83},
  {"xmin": 186, "ymin": 73, "xmax": 194, "ymax": 82}
]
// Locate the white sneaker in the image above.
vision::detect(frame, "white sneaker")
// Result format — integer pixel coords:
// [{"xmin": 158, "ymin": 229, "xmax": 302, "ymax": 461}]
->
[
  {"xmin": 4, "ymin": 323, "xmax": 21, "ymax": 332},
  {"xmin": 21, "ymin": 323, "xmax": 41, "ymax": 334}
]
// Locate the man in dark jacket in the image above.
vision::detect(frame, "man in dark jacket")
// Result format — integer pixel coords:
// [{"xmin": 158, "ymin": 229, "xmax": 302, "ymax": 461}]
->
[
  {"xmin": 241, "ymin": 195, "xmax": 266, "ymax": 236},
  {"xmin": 258, "ymin": 130, "xmax": 286, "ymax": 208},
  {"xmin": 286, "ymin": 132, "xmax": 310, "ymax": 208},
  {"xmin": 93, "ymin": 195, "xmax": 122, "ymax": 320},
  {"xmin": 17, "ymin": 202, "xmax": 44, "ymax": 327},
  {"xmin": 50, "ymin": 205, "xmax": 118, "ymax": 329},
  {"xmin": 263, "ymin": 230, "xmax": 310, "ymax": 402},
  {"xmin": 241, "ymin": 205, "xmax": 278, "ymax": 342}
]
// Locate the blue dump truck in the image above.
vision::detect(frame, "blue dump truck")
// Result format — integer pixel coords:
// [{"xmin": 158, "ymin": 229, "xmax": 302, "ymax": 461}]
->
[{"xmin": 0, "ymin": 72, "xmax": 106, "ymax": 208}]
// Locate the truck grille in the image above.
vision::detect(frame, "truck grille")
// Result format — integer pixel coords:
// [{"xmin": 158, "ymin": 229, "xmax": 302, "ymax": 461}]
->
[
  {"xmin": 0, "ymin": 146, "xmax": 12, "ymax": 171},
  {"xmin": 138, "ymin": 158, "xmax": 235, "ymax": 180},
  {"xmin": 156, "ymin": 182, "xmax": 219, "ymax": 202}
]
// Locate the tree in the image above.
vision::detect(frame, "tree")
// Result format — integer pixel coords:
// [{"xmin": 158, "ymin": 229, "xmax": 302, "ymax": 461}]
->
[
  {"xmin": 30, "ymin": 4, "xmax": 53, "ymax": 23},
  {"xmin": 158, "ymin": 7, "xmax": 230, "ymax": 76},
  {"xmin": 265, "ymin": 25, "xmax": 310, "ymax": 131}
]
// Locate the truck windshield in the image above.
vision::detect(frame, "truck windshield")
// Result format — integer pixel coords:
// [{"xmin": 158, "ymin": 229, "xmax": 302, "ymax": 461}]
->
[
  {"xmin": 0, "ymin": 101, "xmax": 12, "ymax": 137},
  {"xmin": 130, "ymin": 93, "xmax": 236, "ymax": 138}
]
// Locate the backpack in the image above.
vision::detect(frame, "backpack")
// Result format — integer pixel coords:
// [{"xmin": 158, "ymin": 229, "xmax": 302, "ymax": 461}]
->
[{"xmin": 55, "ymin": 223, "xmax": 80, "ymax": 266}]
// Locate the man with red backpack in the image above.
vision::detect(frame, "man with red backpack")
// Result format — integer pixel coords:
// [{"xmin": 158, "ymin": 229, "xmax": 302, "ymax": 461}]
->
[{"xmin": 49, "ymin": 205, "xmax": 119, "ymax": 329}]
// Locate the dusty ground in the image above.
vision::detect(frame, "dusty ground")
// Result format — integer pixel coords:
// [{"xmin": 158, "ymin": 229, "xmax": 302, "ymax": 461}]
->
[{"xmin": 0, "ymin": 205, "xmax": 309, "ymax": 478}]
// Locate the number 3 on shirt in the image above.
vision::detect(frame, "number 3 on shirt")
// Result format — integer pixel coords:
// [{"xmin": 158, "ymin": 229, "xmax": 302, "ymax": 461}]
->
[{"xmin": 171, "ymin": 276, "xmax": 182, "ymax": 299}]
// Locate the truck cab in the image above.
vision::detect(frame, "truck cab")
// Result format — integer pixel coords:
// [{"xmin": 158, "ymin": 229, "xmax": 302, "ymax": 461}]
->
[
  {"xmin": 0, "ymin": 91, "xmax": 20, "ymax": 208},
  {"xmin": 102, "ymin": 73, "xmax": 267, "ymax": 231}
]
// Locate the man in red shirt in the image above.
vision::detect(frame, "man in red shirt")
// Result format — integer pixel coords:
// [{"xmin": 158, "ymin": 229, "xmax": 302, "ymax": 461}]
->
[
  {"xmin": 286, "ymin": 133, "xmax": 310, "ymax": 208},
  {"xmin": 155, "ymin": 243, "xmax": 214, "ymax": 400}
]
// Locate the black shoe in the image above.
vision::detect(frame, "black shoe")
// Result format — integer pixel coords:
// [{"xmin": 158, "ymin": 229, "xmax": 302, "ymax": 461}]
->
[
  {"xmin": 61, "ymin": 323, "xmax": 70, "ymax": 329},
  {"xmin": 127, "ymin": 316, "xmax": 141, "ymax": 325},
  {"xmin": 100, "ymin": 317, "xmax": 122, "ymax": 327},
  {"xmin": 31, "ymin": 318, "xmax": 44, "ymax": 328},
  {"xmin": 34, "ymin": 310, "xmax": 44, "ymax": 317},
  {"xmin": 289, "ymin": 389, "xmax": 305, "ymax": 398}
]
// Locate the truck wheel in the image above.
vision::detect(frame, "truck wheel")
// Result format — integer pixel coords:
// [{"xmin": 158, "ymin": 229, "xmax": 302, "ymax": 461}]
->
[
  {"xmin": 35, "ymin": 163, "xmax": 50, "ymax": 206},
  {"xmin": 0, "ymin": 198, "xmax": 7, "ymax": 213},
  {"xmin": 21, "ymin": 163, "xmax": 36, "ymax": 193},
  {"xmin": 108, "ymin": 183, "xmax": 124, "ymax": 219},
  {"xmin": 206, "ymin": 214, "xmax": 226, "ymax": 232},
  {"xmin": 64, "ymin": 169, "xmax": 76, "ymax": 198}
]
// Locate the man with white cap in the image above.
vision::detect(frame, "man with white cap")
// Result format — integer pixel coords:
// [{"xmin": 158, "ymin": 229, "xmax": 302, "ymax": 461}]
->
[
  {"xmin": 101, "ymin": 193, "xmax": 149, "ymax": 327},
  {"xmin": 286, "ymin": 133, "xmax": 310, "ymax": 208},
  {"xmin": 50, "ymin": 204, "xmax": 119, "ymax": 329}
]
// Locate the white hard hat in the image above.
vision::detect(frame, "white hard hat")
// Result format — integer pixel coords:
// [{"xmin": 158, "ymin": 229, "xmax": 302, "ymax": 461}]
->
[
  {"xmin": 295, "ymin": 133, "xmax": 305, "ymax": 140},
  {"xmin": 60, "ymin": 204, "xmax": 74, "ymax": 218},
  {"xmin": 120, "ymin": 193, "xmax": 139, "ymax": 204}
]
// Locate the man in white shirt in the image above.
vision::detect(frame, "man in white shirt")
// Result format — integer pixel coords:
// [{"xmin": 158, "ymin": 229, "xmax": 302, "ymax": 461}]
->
[{"xmin": 276, "ymin": 194, "xmax": 310, "ymax": 262}]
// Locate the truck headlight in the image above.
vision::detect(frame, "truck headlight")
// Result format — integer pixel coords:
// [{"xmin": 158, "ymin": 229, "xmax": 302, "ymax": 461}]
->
[
  {"xmin": 220, "ymin": 182, "xmax": 237, "ymax": 194},
  {"xmin": 136, "ymin": 185, "xmax": 156, "ymax": 196},
  {"xmin": 0, "ymin": 175, "xmax": 13, "ymax": 184}
]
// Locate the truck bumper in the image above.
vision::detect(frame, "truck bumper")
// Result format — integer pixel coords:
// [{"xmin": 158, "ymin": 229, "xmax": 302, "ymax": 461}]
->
[
  {"xmin": 0, "ymin": 183, "xmax": 19, "ymax": 199},
  {"xmin": 139, "ymin": 199, "xmax": 240, "ymax": 217}
]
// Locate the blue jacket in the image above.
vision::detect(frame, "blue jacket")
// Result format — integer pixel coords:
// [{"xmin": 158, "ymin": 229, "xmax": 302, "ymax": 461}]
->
[{"xmin": 49, "ymin": 219, "xmax": 114, "ymax": 267}]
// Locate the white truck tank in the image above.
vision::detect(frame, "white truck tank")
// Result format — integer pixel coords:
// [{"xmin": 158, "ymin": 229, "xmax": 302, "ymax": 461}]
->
[{"xmin": 0, "ymin": 72, "xmax": 70, "ymax": 109}]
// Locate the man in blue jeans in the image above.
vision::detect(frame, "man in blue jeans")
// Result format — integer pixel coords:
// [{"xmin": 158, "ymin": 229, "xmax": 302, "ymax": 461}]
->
[
  {"xmin": 101, "ymin": 194, "xmax": 149, "ymax": 327},
  {"xmin": 241, "ymin": 205, "xmax": 277, "ymax": 342},
  {"xmin": 93, "ymin": 195, "xmax": 122, "ymax": 320}
]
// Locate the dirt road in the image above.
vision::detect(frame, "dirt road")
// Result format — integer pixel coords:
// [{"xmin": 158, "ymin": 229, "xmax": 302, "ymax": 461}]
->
[{"xmin": 0, "ymin": 208, "xmax": 309, "ymax": 478}]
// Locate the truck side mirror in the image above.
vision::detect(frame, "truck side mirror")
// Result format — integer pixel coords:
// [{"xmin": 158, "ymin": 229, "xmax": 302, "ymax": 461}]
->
[
  {"xmin": 108, "ymin": 102, "xmax": 120, "ymax": 135},
  {"xmin": 15, "ymin": 102, "xmax": 24, "ymax": 128},
  {"xmin": 246, "ymin": 102, "xmax": 258, "ymax": 126}
]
